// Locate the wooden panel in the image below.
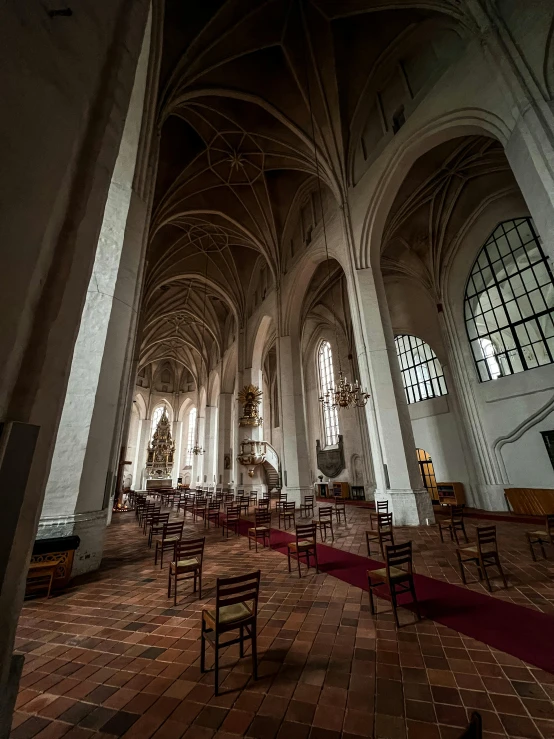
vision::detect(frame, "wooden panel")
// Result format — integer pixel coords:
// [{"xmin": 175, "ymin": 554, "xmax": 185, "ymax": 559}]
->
[
  {"xmin": 436, "ymin": 482, "xmax": 465, "ymax": 506},
  {"xmin": 505, "ymin": 488, "xmax": 554, "ymax": 515}
]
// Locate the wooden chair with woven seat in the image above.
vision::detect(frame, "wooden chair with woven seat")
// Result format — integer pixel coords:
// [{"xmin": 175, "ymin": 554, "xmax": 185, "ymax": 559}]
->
[
  {"xmin": 456, "ymin": 525, "xmax": 508, "ymax": 591},
  {"xmin": 334, "ymin": 495, "xmax": 347, "ymax": 525},
  {"xmin": 279, "ymin": 501, "xmax": 296, "ymax": 530},
  {"xmin": 148, "ymin": 511, "xmax": 169, "ymax": 547},
  {"xmin": 138, "ymin": 499, "xmax": 155, "ymax": 527},
  {"xmin": 168, "ymin": 537, "xmax": 205, "ymax": 605},
  {"xmin": 154, "ymin": 521, "xmax": 184, "ymax": 567},
  {"xmin": 206, "ymin": 501, "xmax": 221, "ymax": 529},
  {"xmin": 370, "ymin": 499, "xmax": 389, "ymax": 529},
  {"xmin": 287, "ymin": 522, "xmax": 319, "ymax": 577},
  {"xmin": 248, "ymin": 509, "xmax": 272, "ymax": 552},
  {"xmin": 314, "ymin": 505, "xmax": 334, "ymax": 542},
  {"xmin": 458, "ymin": 711, "xmax": 482, "ymax": 739},
  {"xmin": 299, "ymin": 495, "xmax": 314, "ymax": 518},
  {"xmin": 257, "ymin": 497, "xmax": 270, "ymax": 513},
  {"xmin": 526, "ymin": 514, "xmax": 554, "ymax": 560},
  {"xmin": 439, "ymin": 505, "xmax": 468, "ymax": 545},
  {"xmin": 222, "ymin": 505, "xmax": 241, "ymax": 537},
  {"xmin": 193, "ymin": 498, "xmax": 207, "ymax": 524},
  {"xmin": 237, "ymin": 495, "xmax": 250, "ymax": 516},
  {"xmin": 366, "ymin": 512, "xmax": 394, "ymax": 558},
  {"xmin": 367, "ymin": 541, "xmax": 421, "ymax": 628},
  {"xmin": 275, "ymin": 491, "xmax": 287, "ymax": 510},
  {"xmin": 201, "ymin": 570, "xmax": 260, "ymax": 695}
]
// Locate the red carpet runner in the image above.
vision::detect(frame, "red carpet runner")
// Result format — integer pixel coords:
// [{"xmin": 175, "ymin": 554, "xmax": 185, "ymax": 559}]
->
[{"xmin": 237, "ymin": 520, "xmax": 554, "ymax": 675}]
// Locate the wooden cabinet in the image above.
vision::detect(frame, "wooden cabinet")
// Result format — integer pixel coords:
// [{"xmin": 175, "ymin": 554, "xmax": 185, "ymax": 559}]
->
[
  {"xmin": 315, "ymin": 482, "xmax": 329, "ymax": 497},
  {"xmin": 332, "ymin": 481, "xmax": 350, "ymax": 499},
  {"xmin": 436, "ymin": 482, "xmax": 465, "ymax": 506}
]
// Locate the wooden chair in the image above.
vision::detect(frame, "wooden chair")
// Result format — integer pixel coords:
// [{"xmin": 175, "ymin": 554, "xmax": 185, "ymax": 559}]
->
[
  {"xmin": 370, "ymin": 499, "xmax": 389, "ymax": 529},
  {"xmin": 168, "ymin": 537, "xmax": 205, "ymax": 605},
  {"xmin": 334, "ymin": 496, "xmax": 347, "ymax": 524},
  {"xmin": 458, "ymin": 711, "xmax": 482, "ymax": 739},
  {"xmin": 248, "ymin": 510, "xmax": 272, "ymax": 551},
  {"xmin": 142, "ymin": 505, "xmax": 161, "ymax": 534},
  {"xmin": 148, "ymin": 511, "xmax": 169, "ymax": 547},
  {"xmin": 299, "ymin": 495, "xmax": 314, "ymax": 518},
  {"xmin": 287, "ymin": 523, "xmax": 319, "ymax": 577},
  {"xmin": 439, "ymin": 505, "xmax": 468, "ymax": 545},
  {"xmin": 526, "ymin": 514, "xmax": 554, "ymax": 560},
  {"xmin": 366, "ymin": 512, "xmax": 394, "ymax": 558},
  {"xmin": 367, "ymin": 541, "xmax": 420, "ymax": 628},
  {"xmin": 314, "ymin": 505, "xmax": 334, "ymax": 542},
  {"xmin": 275, "ymin": 491, "xmax": 287, "ymax": 510},
  {"xmin": 25, "ymin": 558, "xmax": 63, "ymax": 599},
  {"xmin": 249, "ymin": 491, "xmax": 258, "ymax": 507},
  {"xmin": 138, "ymin": 499, "xmax": 155, "ymax": 526},
  {"xmin": 193, "ymin": 498, "xmax": 207, "ymax": 524},
  {"xmin": 206, "ymin": 501, "xmax": 221, "ymax": 529},
  {"xmin": 279, "ymin": 501, "xmax": 296, "ymax": 530},
  {"xmin": 154, "ymin": 521, "xmax": 184, "ymax": 567},
  {"xmin": 257, "ymin": 497, "xmax": 270, "ymax": 513},
  {"xmin": 201, "ymin": 570, "xmax": 260, "ymax": 695},
  {"xmin": 222, "ymin": 505, "xmax": 241, "ymax": 537},
  {"xmin": 237, "ymin": 495, "xmax": 250, "ymax": 516},
  {"xmin": 456, "ymin": 525, "xmax": 508, "ymax": 592}
]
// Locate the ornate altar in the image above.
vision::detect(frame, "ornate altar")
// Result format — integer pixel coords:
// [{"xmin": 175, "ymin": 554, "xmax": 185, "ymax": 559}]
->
[
  {"xmin": 238, "ymin": 384, "xmax": 263, "ymax": 427},
  {"xmin": 146, "ymin": 407, "xmax": 175, "ymax": 478}
]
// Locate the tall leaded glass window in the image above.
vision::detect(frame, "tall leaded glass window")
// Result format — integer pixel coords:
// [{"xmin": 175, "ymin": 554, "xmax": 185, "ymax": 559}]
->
[
  {"xmin": 318, "ymin": 340, "xmax": 340, "ymax": 446},
  {"xmin": 394, "ymin": 335, "xmax": 447, "ymax": 404},
  {"xmin": 186, "ymin": 408, "xmax": 197, "ymax": 466},
  {"xmin": 464, "ymin": 218, "xmax": 554, "ymax": 382}
]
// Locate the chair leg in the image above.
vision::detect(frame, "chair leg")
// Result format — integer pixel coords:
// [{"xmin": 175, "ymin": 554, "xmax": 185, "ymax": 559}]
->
[
  {"xmin": 390, "ymin": 583, "xmax": 400, "ymax": 628},
  {"xmin": 452, "ymin": 527, "xmax": 459, "ymax": 545},
  {"xmin": 297, "ymin": 549, "xmax": 302, "ymax": 578},
  {"xmin": 461, "ymin": 523, "xmax": 469, "ymax": 544},
  {"xmin": 314, "ymin": 546, "xmax": 319, "ymax": 574},
  {"xmin": 496, "ymin": 555, "xmax": 508, "ymax": 589},
  {"xmin": 198, "ymin": 570, "xmax": 202, "ymax": 599},
  {"xmin": 456, "ymin": 551, "xmax": 467, "ymax": 584},
  {"xmin": 439, "ymin": 525, "xmax": 444, "ymax": 543},
  {"xmin": 409, "ymin": 577, "xmax": 421, "ymax": 620},
  {"xmin": 174, "ymin": 569, "xmax": 178, "ymax": 606},
  {"xmin": 366, "ymin": 532, "xmax": 371, "ymax": 557},
  {"xmin": 480, "ymin": 557, "xmax": 492, "ymax": 592},
  {"xmin": 287, "ymin": 549, "xmax": 291, "ymax": 572},
  {"xmin": 200, "ymin": 622, "xmax": 206, "ymax": 673},
  {"xmin": 154, "ymin": 543, "xmax": 159, "ymax": 566},
  {"xmin": 540, "ymin": 540, "xmax": 547, "ymax": 559},
  {"xmin": 368, "ymin": 579, "xmax": 376, "ymax": 614},
  {"xmin": 214, "ymin": 637, "xmax": 219, "ymax": 696},
  {"xmin": 167, "ymin": 569, "xmax": 171, "ymax": 598},
  {"xmin": 330, "ymin": 524, "xmax": 334, "ymax": 543}
]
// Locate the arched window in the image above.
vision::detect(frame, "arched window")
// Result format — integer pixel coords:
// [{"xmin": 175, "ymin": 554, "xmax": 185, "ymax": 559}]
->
[
  {"xmin": 185, "ymin": 408, "xmax": 197, "ymax": 467},
  {"xmin": 318, "ymin": 340, "xmax": 340, "ymax": 446},
  {"xmin": 394, "ymin": 335, "xmax": 447, "ymax": 404},
  {"xmin": 464, "ymin": 218, "xmax": 554, "ymax": 382},
  {"xmin": 150, "ymin": 405, "xmax": 165, "ymax": 439}
]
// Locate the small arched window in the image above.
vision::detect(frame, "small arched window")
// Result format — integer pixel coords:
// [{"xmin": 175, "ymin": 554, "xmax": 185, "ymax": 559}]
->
[
  {"xmin": 318, "ymin": 340, "xmax": 340, "ymax": 446},
  {"xmin": 185, "ymin": 408, "xmax": 197, "ymax": 467},
  {"xmin": 394, "ymin": 335, "xmax": 447, "ymax": 404},
  {"xmin": 464, "ymin": 218, "xmax": 554, "ymax": 382},
  {"xmin": 151, "ymin": 405, "xmax": 165, "ymax": 439}
]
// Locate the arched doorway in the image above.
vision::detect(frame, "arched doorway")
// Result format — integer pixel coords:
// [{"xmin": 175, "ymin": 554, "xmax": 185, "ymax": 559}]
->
[{"xmin": 417, "ymin": 448, "xmax": 438, "ymax": 502}]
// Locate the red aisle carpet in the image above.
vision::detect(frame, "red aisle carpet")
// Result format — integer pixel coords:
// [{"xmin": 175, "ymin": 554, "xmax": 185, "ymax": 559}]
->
[{"xmin": 238, "ymin": 520, "xmax": 554, "ymax": 675}]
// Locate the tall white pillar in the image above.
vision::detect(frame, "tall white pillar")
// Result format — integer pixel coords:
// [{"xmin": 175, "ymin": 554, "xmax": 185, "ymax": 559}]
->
[
  {"xmin": 352, "ymin": 267, "xmax": 434, "ymax": 525},
  {"xmin": 39, "ymin": 24, "xmax": 156, "ymax": 574},
  {"xmin": 203, "ymin": 405, "xmax": 218, "ymax": 486},
  {"xmin": 218, "ymin": 393, "xmax": 233, "ymax": 485},
  {"xmin": 172, "ymin": 420, "xmax": 183, "ymax": 486},
  {"xmin": 192, "ymin": 411, "xmax": 206, "ymax": 485},
  {"xmin": 277, "ymin": 334, "xmax": 311, "ymax": 505}
]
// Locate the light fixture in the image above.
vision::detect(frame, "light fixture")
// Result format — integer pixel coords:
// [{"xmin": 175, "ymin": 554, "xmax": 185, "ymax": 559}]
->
[
  {"xmin": 190, "ymin": 248, "xmax": 210, "ymax": 456},
  {"xmin": 301, "ymin": 14, "xmax": 370, "ymax": 411}
]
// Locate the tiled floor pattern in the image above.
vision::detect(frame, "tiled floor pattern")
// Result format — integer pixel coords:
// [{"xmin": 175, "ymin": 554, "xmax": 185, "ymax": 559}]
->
[{"xmin": 11, "ymin": 502, "xmax": 554, "ymax": 739}]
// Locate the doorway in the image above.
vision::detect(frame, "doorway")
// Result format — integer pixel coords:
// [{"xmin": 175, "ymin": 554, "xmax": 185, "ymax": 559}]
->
[{"xmin": 417, "ymin": 448, "xmax": 438, "ymax": 502}]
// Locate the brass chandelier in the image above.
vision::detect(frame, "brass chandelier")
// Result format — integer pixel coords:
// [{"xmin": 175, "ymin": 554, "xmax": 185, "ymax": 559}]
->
[{"xmin": 301, "ymin": 19, "xmax": 370, "ymax": 412}]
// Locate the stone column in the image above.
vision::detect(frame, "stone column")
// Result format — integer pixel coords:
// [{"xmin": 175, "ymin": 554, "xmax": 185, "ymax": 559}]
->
[
  {"xmin": 277, "ymin": 334, "xmax": 311, "ymax": 505},
  {"xmin": 352, "ymin": 267, "xmax": 434, "ymax": 525},
  {"xmin": 39, "ymin": 25, "xmax": 155, "ymax": 575},
  {"xmin": 172, "ymin": 421, "xmax": 183, "ymax": 486},
  {"xmin": 203, "ymin": 405, "xmax": 218, "ymax": 486},
  {"xmin": 236, "ymin": 368, "xmax": 266, "ymax": 495},
  {"xmin": 134, "ymin": 419, "xmax": 149, "ymax": 488},
  {"xmin": 218, "ymin": 393, "xmax": 233, "ymax": 485},
  {"xmin": 192, "ymin": 411, "xmax": 206, "ymax": 485}
]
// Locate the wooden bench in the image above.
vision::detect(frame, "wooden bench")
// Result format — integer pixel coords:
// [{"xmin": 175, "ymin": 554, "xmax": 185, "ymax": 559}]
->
[{"xmin": 504, "ymin": 488, "xmax": 554, "ymax": 516}]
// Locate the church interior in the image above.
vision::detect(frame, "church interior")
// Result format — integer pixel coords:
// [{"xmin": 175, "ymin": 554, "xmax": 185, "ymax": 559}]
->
[{"xmin": 3, "ymin": 2, "xmax": 554, "ymax": 738}]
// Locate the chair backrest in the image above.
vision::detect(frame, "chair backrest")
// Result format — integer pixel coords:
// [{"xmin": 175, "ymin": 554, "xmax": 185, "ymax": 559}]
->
[
  {"xmin": 284, "ymin": 501, "xmax": 296, "ymax": 513},
  {"xmin": 319, "ymin": 506, "xmax": 333, "ymax": 521},
  {"xmin": 224, "ymin": 492, "xmax": 234, "ymax": 502},
  {"xmin": 376, "ymin": 500, "xmax": 389, "ymax": 514},
  {"xmin": 163, "ymin": 521, "xmax": 184, "ymax": 539},
  {"xmin": 152, "ymin": 512, "xmax": 170, "ymax": 526},
  {"xmin": 476, "ymin": 525, "xmax": 497, "ymax": 551},
  {"xmin": 215, "ymin": 570, "xmax": 260, "ymax": 626},
  {"xmin": 451, "ymin": 504, "xmax": 465, "ymax": 521},
  {"xmin": 226, "ymin": 505, "xmax": 240, "ymax": 521},
  {"xmin": 303, "ymin": 495, "xmax": 314, "ymax": 505},
  {"xmin": 175, "ymin": 536, "xmax": 205, "ymax": 562},
  {"xmin": 385, "ymin": 541, "xmax": 413, "ymax": 573},
  {"xmin": 458, "ymin": 711, "xmax": 483, "ymax": 739},
  {"xmin": 258, "ymin": 498, "xmax": 270, "ymax": 510},
  {"xmin": 296, "ymin": 522, "xmax": 317, "ymax": 543},
  {"xmin": 255, "ymin": 509, "xmax": 271, "ymax": 527},
  {"xmin": 146, "ymin": 505, "xmax": 161, "ymax": 519},
  {"xmin": 334, "ymin": 496, "xmax": 346, "ymax": 507},
  {"xmin": 279, "ymin": 492, "xmax": 287, "ymax": 501},
  {"xmin": 209, "ymin": 501, "xmax": 221, "ymax": 511},
  {"xmin": 377, "ymin": 512, "xmax": 393, "ymax": 530},
  {"xmin": 195, "ymin": 498, "xmax": 207, "ymax": 509}
]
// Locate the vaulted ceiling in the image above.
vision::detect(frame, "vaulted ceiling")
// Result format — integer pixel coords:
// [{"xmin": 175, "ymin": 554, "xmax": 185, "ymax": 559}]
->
[{"xmin": 140, "ymin": 0, "xmax": 474, "ymax": 386}]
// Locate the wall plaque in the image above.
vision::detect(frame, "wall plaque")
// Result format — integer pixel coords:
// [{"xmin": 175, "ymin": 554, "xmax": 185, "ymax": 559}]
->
[{"xmin": 316, "ymin": 435, "xmax": 345, "ymax": 478}]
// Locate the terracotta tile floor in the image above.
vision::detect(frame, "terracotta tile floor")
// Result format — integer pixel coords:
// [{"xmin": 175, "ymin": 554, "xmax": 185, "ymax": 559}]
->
[{"xmin": 12, "ymin": 502, "xmax": 554, "ymax": 739}]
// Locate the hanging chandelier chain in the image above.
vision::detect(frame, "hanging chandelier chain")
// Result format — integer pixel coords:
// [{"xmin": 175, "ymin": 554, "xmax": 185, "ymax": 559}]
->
[{"xmin": 192, "ymin": 251, "xmax": 209, "ymax": 454}]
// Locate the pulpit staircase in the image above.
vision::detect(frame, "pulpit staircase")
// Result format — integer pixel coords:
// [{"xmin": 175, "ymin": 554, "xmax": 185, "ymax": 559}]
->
[{"xmin": 262, "ymin": 441, "xmax": 280, "ymax": 490}]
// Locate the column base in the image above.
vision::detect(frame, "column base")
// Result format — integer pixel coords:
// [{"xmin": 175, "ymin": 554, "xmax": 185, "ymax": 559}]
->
[
  {"xmin": 375, "ymin": 488, "xmax": 435, "ymax": 526},
  {"xmin": 284, "ymin": 486, "xmax": 311, "ymax": 506},
  {"xmin": 37, "ymin": 510, "xmax": 108, "ymax": 577}
]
